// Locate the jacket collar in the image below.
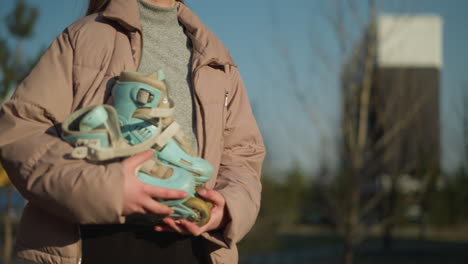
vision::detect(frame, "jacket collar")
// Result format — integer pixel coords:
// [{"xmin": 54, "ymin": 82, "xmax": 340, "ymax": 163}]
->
[
  {"xmin": 102, "ymin": 0, "xmax": 235, "ymax": 70},
  {"xmin": 102, "ymin": 0, "xmax": 142, "ymax": 32}
]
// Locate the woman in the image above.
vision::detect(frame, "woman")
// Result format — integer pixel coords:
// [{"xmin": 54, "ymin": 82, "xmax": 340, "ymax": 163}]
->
[{"xmin": 0, "ymin": 0, "xmax": 265, "ymax": 263}]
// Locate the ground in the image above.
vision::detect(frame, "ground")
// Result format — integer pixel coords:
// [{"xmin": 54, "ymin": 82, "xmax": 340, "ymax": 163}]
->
[{"xmin": 239, "ymin": 225, "xmax": 468, "ymax": 264}]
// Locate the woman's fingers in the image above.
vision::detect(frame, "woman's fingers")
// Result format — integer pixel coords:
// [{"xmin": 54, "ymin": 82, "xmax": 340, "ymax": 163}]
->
[
  {"xmin": 198, "ymin": 189, "xmax": 225, "ymax": 207},
  {"xmin": 142, "ymin": 184, "xmax": 188, "ymax": 200},
  {"xmin": 180, "ymin": 219, "xmax": 205, "ymax": 236},
  {"xmin": 121, "ymin": 149, "xmax": 188, "ymax": 216},
  {"xmin": 162, "ymin": 217, "xmax": 188, "ymax": 234},
  {"xmin": 154, "ymin": 224, "xmax": 175, "ymax": 232},
  {"xmin": 122, "ymin": 150, "xmax": 154, "ymax": 171},
  {"xmin": 142, "ymin": 197, "xmax": 173, "ymax": 215}
]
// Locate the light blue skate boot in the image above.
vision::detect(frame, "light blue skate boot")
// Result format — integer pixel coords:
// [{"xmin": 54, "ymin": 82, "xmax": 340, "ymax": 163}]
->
[
  {"xmin": 111, "ymin": 70, "xmax": 213, "ymax": 186},
  {"xmin": 61, "ymin": 105, "xmax": 212, "ymax": 226}
]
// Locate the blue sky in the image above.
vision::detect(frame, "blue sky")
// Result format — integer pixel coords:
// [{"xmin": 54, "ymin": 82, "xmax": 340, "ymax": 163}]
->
[{"xmin": 1, "ymin": 0, "xmax": 467, "ymax": 176}]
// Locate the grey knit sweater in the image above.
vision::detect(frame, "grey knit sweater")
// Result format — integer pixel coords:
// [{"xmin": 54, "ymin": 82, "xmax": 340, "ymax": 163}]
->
[{"xmin": 137, "ymin": 0, "xmax": 197, "ymax": 152}]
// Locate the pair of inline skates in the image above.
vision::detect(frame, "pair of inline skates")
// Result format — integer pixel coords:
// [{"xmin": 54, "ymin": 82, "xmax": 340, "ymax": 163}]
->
[{"xmin": 61, "ymin": 70, "xmax": 213, "ymax": 226}]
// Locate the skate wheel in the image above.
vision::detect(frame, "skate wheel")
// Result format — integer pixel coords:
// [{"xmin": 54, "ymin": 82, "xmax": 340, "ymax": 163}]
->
[{"xmin": 184, "ymin": 197, "xmax": 212, "ymax": 226}]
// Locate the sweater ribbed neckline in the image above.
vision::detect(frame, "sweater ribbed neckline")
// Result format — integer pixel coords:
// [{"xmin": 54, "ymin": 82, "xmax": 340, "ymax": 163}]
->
[{"xmin": 138, "ymin": 0, "xmax": 178, "ymax": 27}]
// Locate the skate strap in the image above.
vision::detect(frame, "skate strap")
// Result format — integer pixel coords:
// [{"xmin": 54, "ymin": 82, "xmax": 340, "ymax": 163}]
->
[
  {"xmin": 74, "ymin": 128, "xmax": 162, "ymax": 161},
  {"xmin": 83, "ymin": 122, "xmax": 177, "ymax": 160},
  {"xmin": 138, "ymin": 159, "xmax": 173, "ymax": 179},
  {"xmin": 173, "ymin": 130, "xmax": 197, "ymax": 156},
  {"xmin": 96, "ymin": 132, "xmax": 162, "ymax": 160},
  {"xmin": 136, "ymin": 90, "xmax": 154, "ymax": 104},
  {"xmin": 140, "ymin": 159, "xmax": 157, "ymax": 173},
  {"xmin": 154, "ymin": 122, "xmax": 180, "ymax": 148},
  {"xmin": 133, "ymin": 107, "xmax": 174, "ymax": 119}
]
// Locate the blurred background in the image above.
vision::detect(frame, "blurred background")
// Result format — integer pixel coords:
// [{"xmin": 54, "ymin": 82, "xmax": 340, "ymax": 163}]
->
[{"xmin": 1, "ymin": 0, "xmax": 467, "ymax": 263}]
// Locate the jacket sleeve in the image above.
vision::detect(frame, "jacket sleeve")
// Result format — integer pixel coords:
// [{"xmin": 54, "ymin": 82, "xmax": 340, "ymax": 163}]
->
[
  {"xmin": 211, "ymin": 65, "xmax": 266, "ymax": 247},
  {"xmin": 0, "ymin": 29, "xmax": 125, "ymax": 224}
]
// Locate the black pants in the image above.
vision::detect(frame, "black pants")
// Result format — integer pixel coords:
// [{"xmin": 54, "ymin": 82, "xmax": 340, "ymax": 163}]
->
[{"xmin": 80, "ymin": 224, "xmax": 211, "ymax": 264}]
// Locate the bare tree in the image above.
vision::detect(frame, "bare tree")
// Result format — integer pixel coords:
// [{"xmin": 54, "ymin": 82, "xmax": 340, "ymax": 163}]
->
[
  {"xmin": 458, "ymin": 82, "xmax": 468, "ymax": 171},
  {"xmin": 269, "ymin": 0, "xmax": 439, "ymax": 263}
]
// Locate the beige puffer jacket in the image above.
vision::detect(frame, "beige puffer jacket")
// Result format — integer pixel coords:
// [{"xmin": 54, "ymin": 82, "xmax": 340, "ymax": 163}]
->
[{"xmin": 0, "ymin": 1, "xmax": 265, "ymax": 263}]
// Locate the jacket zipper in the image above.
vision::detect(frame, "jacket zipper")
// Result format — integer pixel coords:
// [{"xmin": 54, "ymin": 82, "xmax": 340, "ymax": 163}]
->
[
  {"xmin": 137, "ymin": 30, "xmax": 144, "ymax": 70},
  {"xmin": 77, "ymin": 226, "xmax": 82, "ymax": 264},
  {"xmin": 222, "ymin": 65, "xmax": 230, "ymax": 133},
  {"xmin": 191, "ymin": 60, "xmax": 232, "ymax": 158},
  {"xmin": 191, "ymin": 64, "xmax": 205, "ymax": 157},
  {"xmin": 224, "ymin": 91, "xmax": 229, "ymax": 107}
]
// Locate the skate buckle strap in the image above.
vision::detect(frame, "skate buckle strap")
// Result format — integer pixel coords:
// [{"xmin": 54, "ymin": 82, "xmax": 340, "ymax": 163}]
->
[
  {"xmin": 147, "ymin": 107, "xmax": 174, "ymax": 118},
  {"xmin": 96, "ymin": 133, "xmax": 160, "ymax": 160},
  {"xmin": 70, "ymin": 129, "xmax": 163, "ymax": 161},
  {"xmin": 139, "ymin": 159, "xmax": 157, "ymax": 173},
  {"xmin": 70, "ymin": 138, "xmax": 102, "ymax": 159},
  {"xmin": 155, "ymin": 122, "xmax": 180, "ymax": 149},
  {"xmin": 71, "ymin": 146, "xmax": 89, "ymax": 159},
  {"xmin": 133, "ymin": 107, "xmax": 175, "ymax": 119},
  {"xmin": 136, "ymin": 90, "xmax": 155, "ymax": 104}
]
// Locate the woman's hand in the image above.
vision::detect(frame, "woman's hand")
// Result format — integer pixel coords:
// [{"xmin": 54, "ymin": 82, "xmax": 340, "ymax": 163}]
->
[
  {"xmin": 121, "ymin": 150, "xmax": 188, "ymax": 216},
  {"xmin": 154, "ymin": 189, "xmax": 230, "ymax": 236}
]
